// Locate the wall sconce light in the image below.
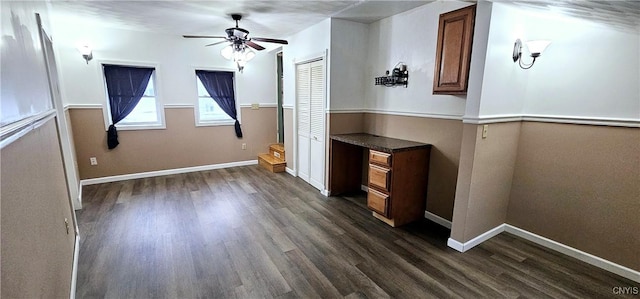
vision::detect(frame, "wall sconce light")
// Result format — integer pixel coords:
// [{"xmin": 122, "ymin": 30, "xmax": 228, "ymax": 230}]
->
[
  {"xmin": 76, "ymin": 44, "xmax": 93, "ymax": 64},
  {"xmin": 512, "ymin": 39, "xmax": 551, "ymax": 69}
]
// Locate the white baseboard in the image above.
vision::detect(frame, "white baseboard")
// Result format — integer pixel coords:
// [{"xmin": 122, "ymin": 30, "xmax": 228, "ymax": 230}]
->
[
  {"xmin": 69, "ymin": 234, "xmax": 80, "ymax": 299},
  {"xmin": 446, "ymin": 223, "xmax": 640, "ymax": 283},
  {"xmin": 447, "ymin": 224, "xmax": 506, "ymax": 252},
  {"xmin": 321, "ymin": 189, "xmax": 329, "ymax": 196},
  {"xmin": 504, "ymin": 225, "xmax": 640, "ymax": 283},
  {"xmin": 361, "ymin": 184, "xmax": 368, "ymax": 192},
  {"xmin": 285, "ymin": 167, "xmax": 295, "ymax": 176},
  {"xmin": 424, "ymin": 211, "xmax": 452, "ymax": 229},
  {"xmin": 80, "ymin": 160, "xmax": 258, "ymax": 186}
]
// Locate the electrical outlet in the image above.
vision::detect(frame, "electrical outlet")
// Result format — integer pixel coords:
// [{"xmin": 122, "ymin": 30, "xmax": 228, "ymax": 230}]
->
[
  {"xmin": 482, "ymin": 125, "xmax": 488, "ymax": 139},
  {"xmin": 251, "ymin": 103, "xmax": 259, "ymax": 110},
  {"xmin": 90, "ymin": 157, "xmax": 98, "ymax": 165},
  {"xmin": 242, "ymin": 143, "xmax": 247, "ymax": 150}
]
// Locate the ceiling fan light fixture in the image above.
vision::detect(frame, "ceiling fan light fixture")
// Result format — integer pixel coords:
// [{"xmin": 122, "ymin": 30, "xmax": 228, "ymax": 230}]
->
[
  {"xmin": 244, "ymin": 49, "xmax": 255, "ymax": 62},
  {"xmin": 220, "ymin": 45, "xmax": 234, "ymax": 60}
]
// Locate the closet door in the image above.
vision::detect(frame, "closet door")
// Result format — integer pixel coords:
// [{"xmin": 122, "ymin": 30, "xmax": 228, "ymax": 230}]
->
[
  {"xmin": 308, "ymin": 60, "xmax": 325, "ymax": 189},
  {"xmin": 296, "ymin": 63, "xmax": 311, "ymax": 183},
  {"xmin": 296, "ymin": 59, "xmax": 325, "ymax": 191}
]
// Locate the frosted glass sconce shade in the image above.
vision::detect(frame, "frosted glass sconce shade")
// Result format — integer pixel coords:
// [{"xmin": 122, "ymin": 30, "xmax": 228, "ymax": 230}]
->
[
  {"xmin": 525, "ymin": 40, "xmax": 551, "ymax": 57},
  {"xmin": 512, "ymin": 38, "xmax": 551, "ymax": 69}
]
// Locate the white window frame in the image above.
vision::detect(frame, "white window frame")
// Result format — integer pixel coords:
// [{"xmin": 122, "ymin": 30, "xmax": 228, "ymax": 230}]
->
[
  {"xmin": 99, "ymin": 60, "xmax": 166, "ymax": 131},
  {"xmin": 192, "ymin": 66, "xmax": 240, "ymax": 127}
]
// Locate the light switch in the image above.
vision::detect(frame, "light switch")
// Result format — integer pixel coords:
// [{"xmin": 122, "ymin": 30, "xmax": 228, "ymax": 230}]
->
[{"xmin": 482, "ymin": 125, "xmax": 488, "ymax": 139}]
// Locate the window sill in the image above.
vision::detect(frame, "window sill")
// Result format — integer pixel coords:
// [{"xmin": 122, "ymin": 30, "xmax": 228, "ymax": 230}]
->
[
  {"xmin": 196, "ymin": 120, "xmax": 235, "ymax": 127},
  {"xmin": 112, "ymin": 123, "xmax": 166, "ymax": 131}
]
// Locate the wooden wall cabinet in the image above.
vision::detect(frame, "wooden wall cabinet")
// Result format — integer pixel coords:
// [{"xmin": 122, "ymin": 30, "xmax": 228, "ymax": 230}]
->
[{"xmin": 432, "ymin": 5, "xmax": 476, "ymax": 95}]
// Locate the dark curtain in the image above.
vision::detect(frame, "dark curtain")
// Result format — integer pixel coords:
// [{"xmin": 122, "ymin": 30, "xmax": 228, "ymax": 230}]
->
[
  {"xmin": 103, "ymin": 65, "xmax": 154, "ymax": 149},
  {"xmin": 196, "ymin": 70, "xmax": 242, "ymax": 138}
]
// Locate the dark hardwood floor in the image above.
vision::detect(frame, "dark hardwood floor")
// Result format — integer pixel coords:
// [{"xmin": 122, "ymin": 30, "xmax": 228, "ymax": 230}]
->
[{"xmin": 76, "ymin": 165, "xmax": 638, "ymax": 298}]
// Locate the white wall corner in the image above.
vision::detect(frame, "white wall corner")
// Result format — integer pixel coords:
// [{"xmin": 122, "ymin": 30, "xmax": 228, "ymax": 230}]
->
[
  {"xmin": 75, "ymin": 182, "xmax": 83, "ymax": 210},
  {"xmin": 69, "ymin": 235, "xmax": 80, "ymax": 299},
  {"xmin": 447, "ymin": 224, "xmax": 506, "ymax": 252},
  {"xmin": 447, "ymin": 238, "xmax": 465, "ymax": 252}
]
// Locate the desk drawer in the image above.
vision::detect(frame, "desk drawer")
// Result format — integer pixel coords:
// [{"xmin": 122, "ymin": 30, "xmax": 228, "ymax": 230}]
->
[
  {"xmin": 367, "ymin": 188, "xmax": 389, "ymax": 217},
  {"xmin": 369, "ymin": 150, "xmax": 391, "ymax": 167},
  {"xmin": 369, "ymin": 164, "xmax": 391, "ymax": 192}
]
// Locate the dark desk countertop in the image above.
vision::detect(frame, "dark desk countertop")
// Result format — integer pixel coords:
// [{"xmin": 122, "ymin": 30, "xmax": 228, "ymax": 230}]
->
[{"xmin": 330, "ymin": 133, "xmax": 431, "ymax": 153}]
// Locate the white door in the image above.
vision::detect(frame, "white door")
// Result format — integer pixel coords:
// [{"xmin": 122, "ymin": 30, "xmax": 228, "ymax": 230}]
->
[
  {"xmin": 296, "ymin": 59, "xmax": 325, "ymax": 191},
  {"xmin": 296, "ymin": 63, "xmax": 311, "ymax": 182},
  {"xmin": 308, "ymin": 61, "xmax": 325, "ymax": 189}
]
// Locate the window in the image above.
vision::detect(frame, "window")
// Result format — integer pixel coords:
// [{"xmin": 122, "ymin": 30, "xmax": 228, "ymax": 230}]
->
[
  {"xmin": 197, "ymin": 78, "xmax": 233, "ymax": 124},
  {"xmin": 119, "ymin": 75, "xmax": 158, "ymax": 124},
  {"xmin": 102, "ymin": 64, "xmax": 165, "ymax": 130}
]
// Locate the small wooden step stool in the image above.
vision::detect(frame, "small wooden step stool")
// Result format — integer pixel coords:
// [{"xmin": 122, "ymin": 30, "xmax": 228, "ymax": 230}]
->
[{"xmin": 258, "ymin": 143, "xmax": 286, "ymax": 173}]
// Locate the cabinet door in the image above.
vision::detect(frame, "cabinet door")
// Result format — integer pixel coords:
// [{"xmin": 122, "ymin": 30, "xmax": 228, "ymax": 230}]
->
[
  {"xmin": 369, "ymin": 150, "xmax": 391, "ymax": 167},
  {"xmin": 369, "ymin": 164, "xmax": 391, "ymax": 192},
  {"xmin": 432, "ymin": 5, "xmax": 476, "ymax": 94},
  {"xmin": 367, "ymin": 188, "xmax": 389, "ymax": 217}
]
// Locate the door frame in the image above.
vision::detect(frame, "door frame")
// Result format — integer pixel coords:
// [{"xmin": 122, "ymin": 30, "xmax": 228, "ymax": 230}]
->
[{"xmin": 276, "ymin": 51, "xmax": 284, "ymax": 143}]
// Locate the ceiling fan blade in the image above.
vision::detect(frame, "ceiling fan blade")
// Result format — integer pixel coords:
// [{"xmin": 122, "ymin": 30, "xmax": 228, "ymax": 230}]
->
[
  {"xmin": 251, "ymin": 37, "xmax": 288, "ymax": 45},
  {"xmin": 205, "ymin": 40, "xmax": 229, "ymax": 47},
  {"xmin": 183, "ymin": 35, "xmax": 227, "ymax": 39},
  {"xmin": 246, "ymin": 41, "xmax": 265, "ymax": 51}
]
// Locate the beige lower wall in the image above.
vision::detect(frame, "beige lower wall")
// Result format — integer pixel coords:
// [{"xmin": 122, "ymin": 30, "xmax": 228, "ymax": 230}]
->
[
  {"xmin": 1, "ymin": 119, "xmax": 75, "ymax": 298},
  {"xmin": 507, "ymin": 122, "xmax": 640, "ymax": 271},
  {"xmin": 328, "ymin": 113, "xmax": 365, "ymax": 134},
  {"xmin": 69, "ymin": 107, "xmax": 277, "ymax": 179},
  {"xmin": 362, "ymin": 113, "xmax": 463, "ymax": 221},
  {"xmin": 451, "ymin": 122, "xmax": 521, "ymax": 242}
]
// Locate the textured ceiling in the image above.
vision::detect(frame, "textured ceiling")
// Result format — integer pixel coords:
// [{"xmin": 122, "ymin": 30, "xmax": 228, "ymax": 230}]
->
[
  {"xmin": 50, "ymin": 0, "xmax": 639, "ymax": 40},
  {"xmin": 495, "ymin": 0, "xmax": 640, "ymax": 32},
  {"xmin": 50, "ymin": 1, "xmax": 432, "ymax": 39}
]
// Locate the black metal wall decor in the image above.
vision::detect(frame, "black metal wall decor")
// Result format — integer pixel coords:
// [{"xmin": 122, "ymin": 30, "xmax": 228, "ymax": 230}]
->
[{"xmin": 375, "ymin": 63, "xmax": 408, "ymax": 87}]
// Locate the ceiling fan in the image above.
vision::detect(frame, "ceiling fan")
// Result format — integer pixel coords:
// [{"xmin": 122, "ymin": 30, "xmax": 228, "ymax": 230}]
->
[{"xmin": 182, "ymin": 14, "xmax": 289, "ymax": 57}]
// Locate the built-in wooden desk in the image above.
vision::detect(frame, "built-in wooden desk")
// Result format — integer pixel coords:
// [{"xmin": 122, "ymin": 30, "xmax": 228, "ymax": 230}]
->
[{"xmin": 329, "ymin": 133, "xmax": 431, "ymax": 227}]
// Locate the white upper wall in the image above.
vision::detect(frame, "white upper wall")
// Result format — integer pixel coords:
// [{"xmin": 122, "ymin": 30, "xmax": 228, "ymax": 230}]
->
[
  {"xmin": 1, "ymin": 1, "xmax": 53, "ymax": 125},
  {"xmin": 282, "ymin": 18, "xmax": 331, "ymax": 108},
  {"xmin": 479, "ymin": 3, "xmax": 640, "ymax": 120},
  {"xmin": 51, "ymin": 22, "xmax": 276, "ymax": 107},
  {"xmin": 364, "ymin": 1, "xmax": 474, "ymax": 118},
  {"xmin": 329, "ymin": 19, "xmax": 368, "ymax": 111}
]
